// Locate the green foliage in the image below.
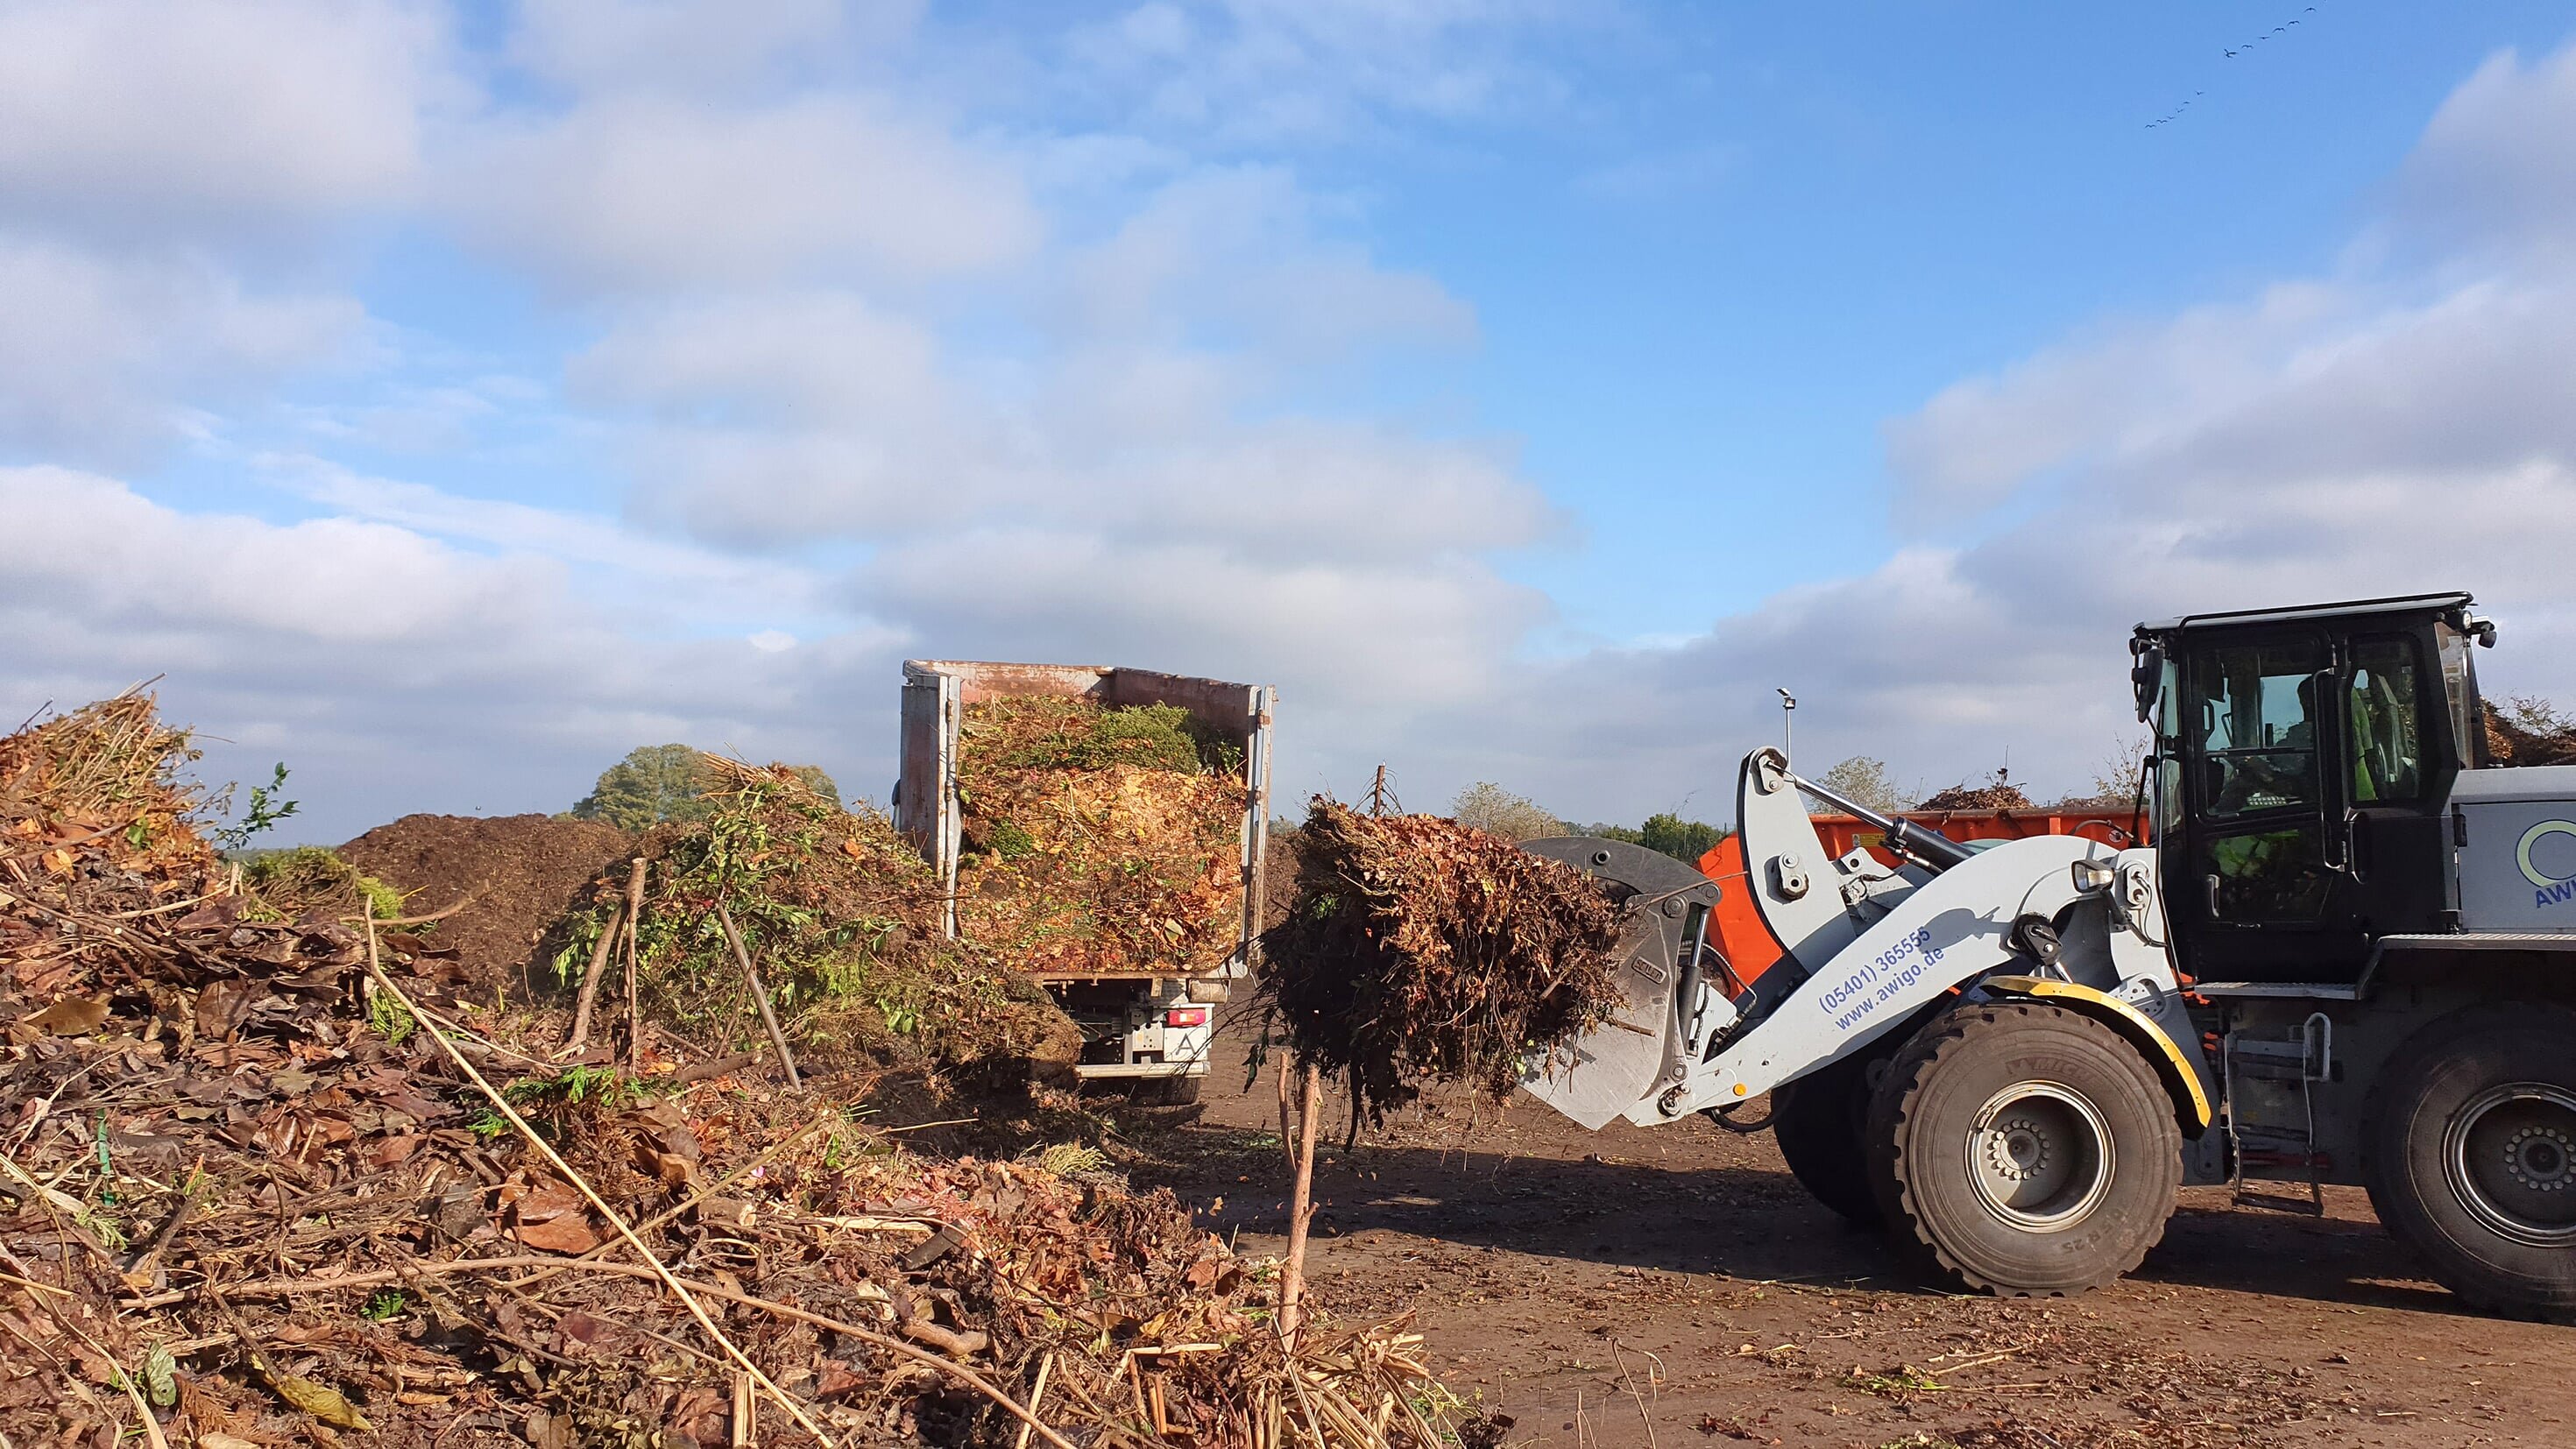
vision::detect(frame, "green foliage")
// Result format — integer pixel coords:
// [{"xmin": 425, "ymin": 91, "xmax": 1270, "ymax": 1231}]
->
[
  {"xmin": 211, "ymin": 763, "xmax": 299, "ymax": 851},
  {"xmin": 972, "ymin": 700, "xmax": 1239, "ymax": 775},
  {"xmin": 359, "ymin": 1290, "xmax": 407, "ymax": 1322},
  {"xmin": 569, "ymin": 744, "xmax": 840, "ymax": 829},
  {"xmin": 503, "ymin": 1064, "xmax": 659, "ymax": 1117},
  {"xmin": 568, "ymin": 744, "xmax": 714, "ymax": 831},
  {"xmin": 1812, "ymin": 755, "xmax": 1911, "ymax": 816},
  {"xmin": 1636, "ymin": 812, "xmax": 1725, "ymax": 864},
  {"xmin": 1448, "ymin": 781, "xmax": 1569, "ymax": 843},
  {"xmin": 366, "ymin": 986, "xmax": 416, "ymax": 1045},
  {"xmin": 244, "ymin": 845, "xmax": 404, "ymax": 921},
  {"xmin": 464, "ymin": 1108, "xmax": 508, "ymax": 1140}
]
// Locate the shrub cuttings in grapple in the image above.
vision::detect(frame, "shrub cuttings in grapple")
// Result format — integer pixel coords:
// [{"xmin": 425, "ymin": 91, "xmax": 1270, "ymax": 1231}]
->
[{"xmin": 1259, "ymin": 796, "xmax": 1629, "ymax": 1123}]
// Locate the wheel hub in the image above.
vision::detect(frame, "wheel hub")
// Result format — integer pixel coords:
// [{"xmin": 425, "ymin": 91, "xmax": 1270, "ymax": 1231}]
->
[
  {"xmin": 1965, "ymin": 1082, "xmax": 2114, "ymax": 1233},
  {"xmin": 2446, "ymin": 1085, "xmax": 2576, "ymax": 1248}
]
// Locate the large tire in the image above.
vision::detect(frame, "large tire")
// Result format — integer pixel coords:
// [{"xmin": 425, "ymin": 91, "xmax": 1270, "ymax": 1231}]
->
[
  {"xmin": 1773, "ymin": 1052, "xmax": 1886, "ymax": 1226},
  {"xmin": 2363, "ymin": 1003, "xmax": 2576, "ymax": 1319},
  {"xmin": 1866, "ymin": 1001, "xmax": 2182, "ymax": 1296}
]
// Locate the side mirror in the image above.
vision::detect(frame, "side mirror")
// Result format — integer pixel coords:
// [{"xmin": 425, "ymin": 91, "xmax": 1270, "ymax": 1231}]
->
[{"xmin": 2129, "ymin": 641, "xmax": 2163, "ymax": 724}]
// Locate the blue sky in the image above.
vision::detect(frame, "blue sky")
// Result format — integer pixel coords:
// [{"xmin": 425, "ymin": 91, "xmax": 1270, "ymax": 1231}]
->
[{"xmin": 5, "ymin": 1, "xmax": 2576, "ymax": 838}]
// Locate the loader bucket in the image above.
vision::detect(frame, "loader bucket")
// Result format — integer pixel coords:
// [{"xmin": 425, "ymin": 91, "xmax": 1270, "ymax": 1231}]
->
[{"xmin": 1516, "ymin": 837, "xmax": 1727, "ymax": 1130}]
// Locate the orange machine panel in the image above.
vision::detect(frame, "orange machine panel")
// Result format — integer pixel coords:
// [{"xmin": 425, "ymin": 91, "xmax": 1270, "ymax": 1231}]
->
[{"xmin": 1693, "ymin": 808, "xmax": 2147, "ymax": 999}]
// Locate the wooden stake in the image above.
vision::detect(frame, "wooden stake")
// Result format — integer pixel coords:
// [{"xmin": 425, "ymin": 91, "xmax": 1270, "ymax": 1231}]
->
[
  {"xmin": 1278, "ymin": 1060, "xmax": 1322, "ymax": 1348},
  {"xmin": 621, "ymin": 858, "xmax": 647, "ymax": 1072},
  {"xmin": 1274, "ymin": 1040, "xmax": 1297, "ymax": 1167},
  {"xmin": 715, "ymin": 900, "xmax": 800, "ymax": 1089},
  {"xmin": 1015, "ymin": 1353, "xmax": 1054, "ymax": 1449},
  {"xmin": 564, "ymin": 857, "xmax": 645, "ymax": 1056}
]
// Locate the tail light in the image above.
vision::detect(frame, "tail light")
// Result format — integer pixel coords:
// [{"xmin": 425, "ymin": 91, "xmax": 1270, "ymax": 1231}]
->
[{"xmin": 1164, "ymin": 1007, "xmax": 1208, "ymax": 1028}]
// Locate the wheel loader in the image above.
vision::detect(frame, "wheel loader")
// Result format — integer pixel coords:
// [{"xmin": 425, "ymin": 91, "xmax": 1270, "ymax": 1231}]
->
[{"xmin": 1518, "ymin": 590, "xmax": 2576, "ymax": 1316}]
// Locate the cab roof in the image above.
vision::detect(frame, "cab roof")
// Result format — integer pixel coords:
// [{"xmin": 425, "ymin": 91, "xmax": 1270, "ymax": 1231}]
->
[{"xmin": 2134, "ymin": 591, "xmax": 2473, "ymax": 640}]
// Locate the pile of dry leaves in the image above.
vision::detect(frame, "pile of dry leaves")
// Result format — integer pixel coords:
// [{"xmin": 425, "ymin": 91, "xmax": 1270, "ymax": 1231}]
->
[
  {"xmin": 3, "ymin": 697, "xmax": 1460, "ymax": 1449},
  {"xmin": 951, "ymin": 699, "xmax": 1245, "ymax": 978},
  {"xmin": 1259, "ymin": 797, "xmax": 1628, "ymax": 1123}
]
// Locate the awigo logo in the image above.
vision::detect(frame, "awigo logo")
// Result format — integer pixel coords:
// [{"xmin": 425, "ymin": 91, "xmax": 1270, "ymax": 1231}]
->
[{"xmin": 2518, "ymin": 820, "xmax": 2576, "ymax": 908}]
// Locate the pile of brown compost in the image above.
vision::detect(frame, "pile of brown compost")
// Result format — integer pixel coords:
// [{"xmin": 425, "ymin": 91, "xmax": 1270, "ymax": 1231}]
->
[
  {"xmin": 1257, "ymin": 797, "xmax": 1628, "ymax": 1124},
  {"xmin": 547, "ymin": 759, "xmax": 1084, "ymax": 1090},
  {"xmin": 951, "ymin": 698, "xmax": 1245, "ymax": 978},
  {"xmin": 339, "ymin": 814, "xmax": 637, "ymax": 997},
  {"xmin": 2, "ymin": 708, "xmax": 1467, "ymax": 1449}
]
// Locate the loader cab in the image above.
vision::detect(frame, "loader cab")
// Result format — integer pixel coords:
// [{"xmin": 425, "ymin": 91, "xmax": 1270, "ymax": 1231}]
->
[{"xmin": 2133, "ymin": 592, "xmax": 2489, "ymax": 984}]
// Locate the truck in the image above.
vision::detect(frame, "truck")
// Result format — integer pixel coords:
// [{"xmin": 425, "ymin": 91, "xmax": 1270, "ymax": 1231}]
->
[
  {"xmin": 1520, "ymin": 591, "xmax": 2576, "ymax": 1316},
  {"xmin": 893, "ymin": 661, "xmax": 1276, "ymax": 1103}
]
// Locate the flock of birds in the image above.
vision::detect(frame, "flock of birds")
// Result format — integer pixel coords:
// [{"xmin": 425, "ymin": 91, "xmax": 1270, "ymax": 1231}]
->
[{"xmin": 2147, "ymin": 5, "xmax": 2320, "ymax": 130}]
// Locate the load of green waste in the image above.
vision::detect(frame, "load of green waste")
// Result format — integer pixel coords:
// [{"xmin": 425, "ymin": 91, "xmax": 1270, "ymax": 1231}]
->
[
  {"xmin": 1260, "ymin": 796, "xmax": 1628, "ymax": 1124},
  {"xmin": 952, "ymin": 696, "xmax": 1248, "ymax": 976}
]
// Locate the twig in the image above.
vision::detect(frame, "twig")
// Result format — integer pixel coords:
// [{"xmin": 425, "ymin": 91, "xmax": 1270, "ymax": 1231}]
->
[
  {"xmin": 1610, "ymin": 1339, "xmax": 1660, "ymax": 1449},
  {"xmin": 716, "ymin": 900, "xmax": 800, "ymax": 1088},
  {"xmin": 361, "ymin": 919, "xmax": 836, "ymax": 1447},
  {"xmin": 138, "ymin": 1254, "xmax": 1082, "ymax": 1449},
  {"xmin": 564, "ymin": 861, "xmax": 642, "ymax": 1056}
]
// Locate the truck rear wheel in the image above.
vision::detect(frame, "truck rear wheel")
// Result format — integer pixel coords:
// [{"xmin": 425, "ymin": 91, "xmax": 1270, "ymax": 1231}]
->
[
  {"xmin": 1866, "ymin": 1001, "xmax": 2181, "ymax": 1296},
  {"xmin": 2364, "ymin": 1003, "xmax": 2576, "ymax": 1320},
  {"xmin": 1773, "ymin": 1052, "xmax": 1885, "ymax": 1226}
]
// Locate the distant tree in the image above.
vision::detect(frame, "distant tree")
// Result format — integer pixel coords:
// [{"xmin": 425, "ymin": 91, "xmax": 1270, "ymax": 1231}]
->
[
  {"xmin": 570, "ymin": 746, "xmax": 843, "ymax": 831},
  {"xmin": 1450, "ymin": 781, "xmax": 1569, "ymax": 843},
  {"xmin": 1637, "ymin": 812, "xmax": 1727, "ymax": 865},
  {"xmin": 783, "ymin": 764, "xmax": 843, "ymax": 805},
  {"xmin": 570, "ymin": 745, "xmax": 713, "ymax": 831},
  {"xmin": 2063, "ymin": 733, "xmax": 2152, "ymax": 809},
  {"xmin": 1810, "ymin": 756, "xmax": 1909, "ymax": 816}
]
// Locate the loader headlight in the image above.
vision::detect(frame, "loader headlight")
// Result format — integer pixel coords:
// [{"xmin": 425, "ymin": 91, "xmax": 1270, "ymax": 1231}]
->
[{"xmin": 2070, "ymin": 859, "xmax": 2116, "ymax": 894}]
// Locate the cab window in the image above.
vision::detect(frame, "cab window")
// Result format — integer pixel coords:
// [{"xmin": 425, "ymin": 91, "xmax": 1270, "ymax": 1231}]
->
[
  {"xmin": 2348, "ymin": 635, "xmax": 2426, "ymax": 803},
  {"xmin": 2189, "ymin": 638, "xmax": 2325, "ymax": 820}
]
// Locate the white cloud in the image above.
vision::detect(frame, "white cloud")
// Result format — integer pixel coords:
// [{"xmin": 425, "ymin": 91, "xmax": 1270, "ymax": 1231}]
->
[
  {"xmin": 505, "ymin": 0, "xmax": 916, "ymax": 96},
  {"xmin": 2400, "ymin": 41, "xmax": 2576, "ymax": 256},
  {"xmin": 0, "ymin": 239, "xmax": 365, "ymax": 463},
  {"xmin": 0, "ymin": 467, "xmax": 901, "ymax": 838},
  {"xmin": 445, "ymin": 93, "xmax": 1040, "ymax": 292},
  {"xmin": 0, "ymin": 0, "xmax": 443, "ymax": 241}
]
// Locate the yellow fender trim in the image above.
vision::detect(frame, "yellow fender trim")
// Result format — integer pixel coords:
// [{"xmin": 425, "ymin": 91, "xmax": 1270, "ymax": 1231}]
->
[{"xmin": 1982, "ymin": 975, "xmax": 2214, "ymax": 1134}]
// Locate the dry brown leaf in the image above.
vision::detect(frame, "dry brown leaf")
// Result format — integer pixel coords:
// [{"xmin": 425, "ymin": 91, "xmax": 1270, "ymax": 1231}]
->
[{"xmin": 25, "ymin": 996, "xmax": 110, "ymax": 1036}]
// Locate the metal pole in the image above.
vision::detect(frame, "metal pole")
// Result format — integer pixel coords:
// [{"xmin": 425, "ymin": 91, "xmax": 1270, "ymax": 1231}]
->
[{"xmin": 1776, "ymin": 688, "xmax": 1797, "ymax": 763}]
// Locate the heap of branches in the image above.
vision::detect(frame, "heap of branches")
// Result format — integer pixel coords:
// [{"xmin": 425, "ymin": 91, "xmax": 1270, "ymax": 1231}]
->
[
  {"xmin": 0, "ymin": 692, "xmax": 376, "ymax": 1038},
  {"xmin": 1258, "ymin": 796, "xmax": 1627, "ymax": 1123},
  {"xmin": 4, "ymin": 710, "xmax": 1476, "ymax": 1448},
  {"xmin": 548, "ymin": 759, "xmax": 1083, "ymax": 1089}
]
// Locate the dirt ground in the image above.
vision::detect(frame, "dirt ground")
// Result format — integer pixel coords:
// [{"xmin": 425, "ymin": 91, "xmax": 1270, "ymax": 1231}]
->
[{"xmin": 1122, "ymin": 1021, "xmax": 2576, "ymax": 1449}]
